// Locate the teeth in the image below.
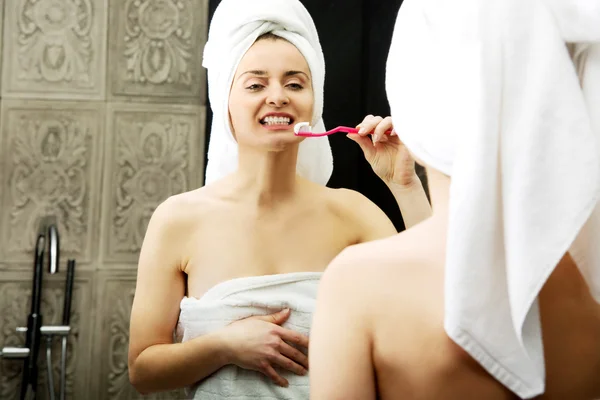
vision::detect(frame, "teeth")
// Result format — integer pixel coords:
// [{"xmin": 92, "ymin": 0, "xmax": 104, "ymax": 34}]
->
[{"xmin": 262, "ymin": 116, "xmax": 291, "ymax": 125}]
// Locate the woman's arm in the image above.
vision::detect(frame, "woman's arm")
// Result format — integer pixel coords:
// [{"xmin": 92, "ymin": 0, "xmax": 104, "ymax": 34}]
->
[
  {"xmin": 128, "ymin": 198, "xmax": 231, "ymax": 394},
  {"xmin": 386, "ymin": 178, "xmax": 431, "ymax": 229},
  {"xmin": 348, "ymin": 115, "xmax": 432, "ymax": 229},
  {"xmin": 130, "ymin": 335, "xmax": 232, "ymax": 394},
  {"xmin": 128, "ymin": 196, "xmax": 311, "ymax": 393}
]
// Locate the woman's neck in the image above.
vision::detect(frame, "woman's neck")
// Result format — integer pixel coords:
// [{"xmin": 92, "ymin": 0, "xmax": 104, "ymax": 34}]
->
[
  {"xmin": 425, "ymin": 166, "xmax": 451, "ymax": 223},
  {"xmin": 234, "ymin": 144, "xmax": 301, "ymax": 207}
]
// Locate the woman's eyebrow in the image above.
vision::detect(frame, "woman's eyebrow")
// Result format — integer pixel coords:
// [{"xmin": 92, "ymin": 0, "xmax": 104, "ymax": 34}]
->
[
  {"xmin": 240, "ymin": 70, "xmax": 268, "ymax": 77},
  {"xmin": 285, "ymin": 71, "xmax": 309, "ymax": 79},
  {"xmin": 239, "ymin": 70, "xmax": 309, "ymax": 79}
]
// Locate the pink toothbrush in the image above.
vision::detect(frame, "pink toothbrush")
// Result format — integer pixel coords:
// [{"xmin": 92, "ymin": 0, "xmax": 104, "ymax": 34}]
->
[{"xmin": 293, "ymin": 121, "xmax": 393, "ymax": 137}]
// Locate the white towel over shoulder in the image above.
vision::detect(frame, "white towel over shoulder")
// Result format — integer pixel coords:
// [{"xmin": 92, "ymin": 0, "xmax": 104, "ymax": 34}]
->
[{"xmin": 386, "ymin": 0, "xmax": 600, "ymax": 398}]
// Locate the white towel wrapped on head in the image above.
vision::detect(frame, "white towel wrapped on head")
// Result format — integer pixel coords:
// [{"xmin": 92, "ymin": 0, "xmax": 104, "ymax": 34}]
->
[
  {"xmin": 203, "ymin": 0, "xmax": 333, "ymax": 186},
  {"xmin": 386, "ymin": 0, "xmax": 600, "ymax": 398}
]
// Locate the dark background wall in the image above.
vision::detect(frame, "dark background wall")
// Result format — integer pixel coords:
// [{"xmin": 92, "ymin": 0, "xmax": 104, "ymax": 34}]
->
[{"xmin": 205, "ymin": 0, "xmax": 426, "ymax": 232}]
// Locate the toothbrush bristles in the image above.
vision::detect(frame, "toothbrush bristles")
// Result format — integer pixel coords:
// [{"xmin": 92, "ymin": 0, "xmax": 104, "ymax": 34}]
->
[{"xmin": 294, "ymin": 122, "xmax": 312, "ymax": 134}]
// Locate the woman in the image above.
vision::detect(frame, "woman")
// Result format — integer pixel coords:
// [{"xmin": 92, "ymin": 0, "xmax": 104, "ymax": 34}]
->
[
  {"xmin": 309, "ymin": 0, "xmax": 600, "ymax": 399},
  {"xmin": 127, "ymin": 0, "xmax": 430, "ymax": 398}
]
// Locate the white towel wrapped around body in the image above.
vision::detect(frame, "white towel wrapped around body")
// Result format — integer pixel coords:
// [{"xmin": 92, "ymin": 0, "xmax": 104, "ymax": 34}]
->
[
  {"xmin": 176, "ymin": 272, "xmax": 322, "ymax": 399},
  {"xmin": 203, "ymin": 0, "xmax": 333, "ymax": 186},
  {"xmin": 386, "ymin": 0, "xmax": 600, "ymax": 398}
]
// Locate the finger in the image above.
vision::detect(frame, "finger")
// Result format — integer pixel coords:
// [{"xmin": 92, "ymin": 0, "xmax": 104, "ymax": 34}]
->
[
  {"xmin": 262, "ymin": 363, "xmax": 289, "ymax": 387},
  {"xmin": 271, "ymin": 353, "xmax": 308, "ymax": 376},
  {"xmin": 373, "ymin": 116, "xmax": 393, "ymax": 144},
  {"xmin": 358, "ymin": 116, "xmax": 383, "ymax": 136},
  {"xmin": 347, "ymin": 134, "xmax": 375, "ymax": 159},
  {"xmin": 278, "ymin": 327, "xmax": 310, "ymax": 350},
  {"xmin": 357, "ymin": 115, "xmax": 383, "ymax": 136},
  {"xmin": 357, "ymin": 114, "xmax": 375, "ymax": 129},
  {"xmin": 279, "ymin": 341, "xmax": 309, "ymax": 370}
]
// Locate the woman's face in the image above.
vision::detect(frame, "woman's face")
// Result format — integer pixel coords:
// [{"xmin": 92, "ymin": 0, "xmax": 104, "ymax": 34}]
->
[{"xmin": 228, "ymin": 38, "xmax": 314, "ymax": 151}]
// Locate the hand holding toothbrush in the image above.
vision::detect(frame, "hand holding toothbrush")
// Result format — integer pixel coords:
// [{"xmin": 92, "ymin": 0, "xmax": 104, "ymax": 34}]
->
[{"xmin": 348, "ymin": 115, "xmax": 418, "ymax": 187}]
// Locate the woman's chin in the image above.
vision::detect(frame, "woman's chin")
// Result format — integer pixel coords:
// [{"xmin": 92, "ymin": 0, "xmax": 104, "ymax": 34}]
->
[
  {"xmin": 253, "ymin": 134, "xmax": 305, "ymax": 151},
  {"xmin": 265, "ymin": 135, "xmax": 305, "ymax": 151}
]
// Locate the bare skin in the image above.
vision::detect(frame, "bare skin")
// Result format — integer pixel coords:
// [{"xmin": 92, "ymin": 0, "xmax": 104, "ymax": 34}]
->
[
  {"xmin": 182, "ymin": 178, "xmax": 396, "ymax": 297},
  {"xmin": 128, "ymin": 175, "xmax": 396, "ymax": 394},
  {"xmin": 128, "ymin": 37, "xmax": 431, "ymax": 394},
  {"xmin": 310, "ymin": 167, "xmax": 600, "ymax": 400}
]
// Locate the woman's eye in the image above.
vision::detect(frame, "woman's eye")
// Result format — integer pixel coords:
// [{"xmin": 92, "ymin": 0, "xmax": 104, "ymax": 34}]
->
[
  {"xmin": 287, "ymin": 83, "xmax": 304, "ymax": 90},
  {"xmin": 246, "ymin": 84, "xmax": 264, "ymax": 91}
]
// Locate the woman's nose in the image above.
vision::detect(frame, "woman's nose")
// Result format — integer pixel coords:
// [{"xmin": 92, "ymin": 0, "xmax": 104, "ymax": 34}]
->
[{"xmin": 266, "ymin": 86, "xmax": 289, "ymax": 107}]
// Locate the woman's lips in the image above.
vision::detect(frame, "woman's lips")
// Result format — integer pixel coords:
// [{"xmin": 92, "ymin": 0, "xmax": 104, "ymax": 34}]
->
[
  {"xmin": 259, "ymin": 114, "xmax": 295, "ymax": 131},
  {"xmin": 261, "ymin": 123, "xmax": 293, "ymax": 131}
]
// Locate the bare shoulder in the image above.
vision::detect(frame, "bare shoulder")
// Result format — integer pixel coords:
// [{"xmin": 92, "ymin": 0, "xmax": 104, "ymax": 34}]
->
[
  {"xmin": 323, "ymin": 235, "xmax": 403, "ymax": 285},
  {"xmin": 150, "ymin": 190, "xmax": 202, "ymax": 227},
  {"xmin": 327, "ymin": 220, "xmax": 429, "ymax": 270},
  {"xmin": 323, "ymin": 187, "xmax": 380, "ymax": 213},
  {"xmin": 319, "ymin": 236, "xmax": 399, "ymax": 307},
  {"xmin": 321, "ymin": 223, "xmax": 444, "ymax": 306},
  {"xmin": 317, "ymin": 186, "xmax": 396, "ymax": 240},
  {"xmin": 145, "ymin": 185, "xmax": 221, "ymax": 239},
  {"xmin": 298, "ymin": 180, "xmax": 384, "ymax": 216}
]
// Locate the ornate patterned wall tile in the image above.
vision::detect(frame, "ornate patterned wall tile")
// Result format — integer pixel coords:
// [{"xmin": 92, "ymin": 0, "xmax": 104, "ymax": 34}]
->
[
  {"xmin": 0, "ymin": 269, "xmax": 94, "ymax": 400},
  {"xmin": 107, "ymin": 0, "xmax": 208, "ymax": 104},
  {"xmin": 0, "ymin": 0, "xmax": 4, "ymax": 94},
  {"xmin": 0, "ymin": 100, "xmax": 104, "ymax": 266},
  {"xmin": 1, "ymin": 0, "xmax": 108, "ymax": 100},
  {"xmin": 91, "ymin": 270, "xmax": 185, "ymax": 399},
  {"xmin": 101, "ymin": 103, "xmax": 205, "ymax": 265},
  {"xmin": 0, "ymin": 99, "xmax": 4, "ymax": 221}
]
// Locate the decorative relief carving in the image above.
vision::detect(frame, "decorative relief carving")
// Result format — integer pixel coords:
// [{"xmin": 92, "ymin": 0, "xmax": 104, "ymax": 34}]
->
[
  {"xmin": 0, "ymin": 284, "xmax": 26, "ymax": 399},
  {"xmin": 18, "ymin": 0, "xmax": 93, "ymax": 84},
  {"xmin": 0, "ymin": 278, "xmax": 86, "ymax": 400},
  {"xmin": 0, "ymin": 103, "xmax": 99, "ymax": 263},
  {"xmin": 105, "ymin": 109, "xmax": 196, "ymax": 261},
  {"xmin": 3, "ymin": 0, "xmax": 106, "ymax": 97},
  {"xmin": 110, "ymin": 0, "xmax": 207, "ymax": 100},
  {"xmin": 124, "ymin": 0, "xmax": 192, "ymax": 86},
  {"xmin": 0, "ymin": 4, "xmax": 4, "ymax": 93},
  {"xmin": 106, "ymin": 282, "xmax": 136, "ymax": 399}
]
